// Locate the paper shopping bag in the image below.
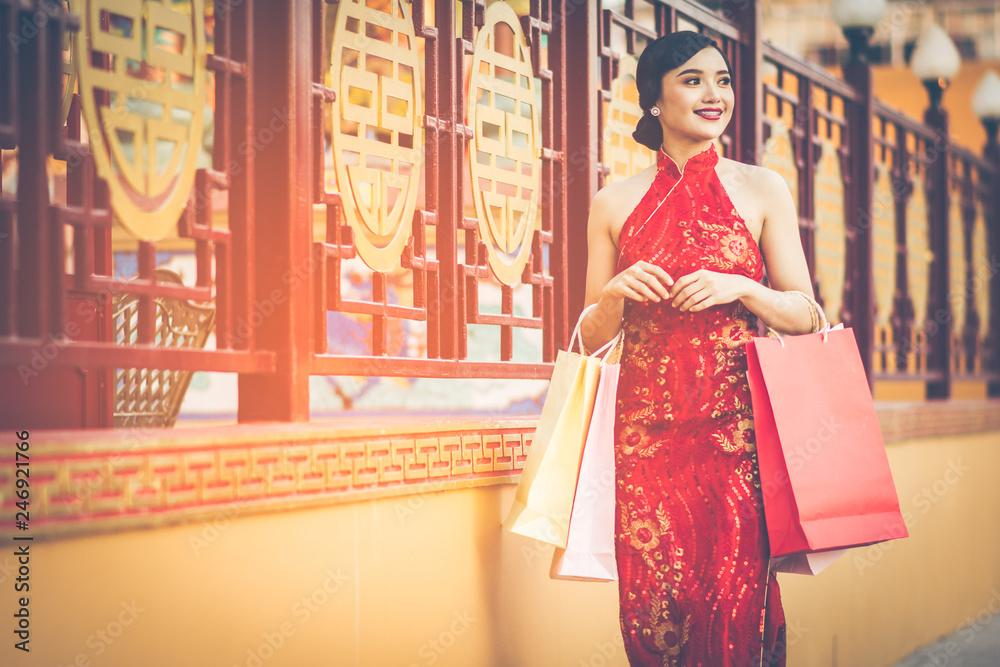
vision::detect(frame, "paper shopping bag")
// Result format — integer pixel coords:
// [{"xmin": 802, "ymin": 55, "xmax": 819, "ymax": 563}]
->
[
  {"xmin": 503, "ymin": 348, "xmax": 603, "ymax": 548},
  {"xmin": 550, "ymin": 359, "xmax": 620, "ymax": 581},
  {"xmin": 745, "ymin": 327, "xmax": 908, "ymax": 561},
  {"xmin": 770, "ymin": 550, "xmax": 847, "ymax": 576}
]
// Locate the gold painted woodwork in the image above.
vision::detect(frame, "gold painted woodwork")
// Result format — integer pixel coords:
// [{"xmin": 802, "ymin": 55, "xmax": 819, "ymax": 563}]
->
[
  {"xmin": 602, "ymin": 55, "xmax": 654, "ymax": 185},
  {"xmin": 329, "ymin": 0, "xmax": 424, "ymax": 273},
  {"xmin": 812, "ymin": 139, "xmax": 846, "ymax": 323},
  {"xmin": 7, "ymin": 421, "xmax": 533, "ymax": 539},
  {"xmin": 872, "ymin": 163, "xmax": 896, "ymax": 328},
  {"xmin": 905, "ymin": 178, "xmax": 932, "ymax": 327},
  {"xmin": 971, "ymin": 206, "xmax": 990, "ymax": 342},
  {"xmin": 951, "ymin": 379, "xmax": 987, "ymax": 399},
  {"xmin": 467, "ymin": 2, "xmax": 541, "ymax": 285},
  {"xmin": 75, "ymin": 0, "xmax": 208, "ymax": 241},
  {"xmin": 873, "ymin": 379, "xmax": 926, "ymax": 402},
  {"xmin": 761, "ymin": 119, "xmax": 799, "ymax": 211},
  {"xmin": 948, "ymin": 189, "xmax": 967, "ymax": 335},
  {"xmin": 872, "ymin": 163, "xmax": 897, "ymax": 374},
  {"xmin": 114, "ymin": 269, "xmax": 215, "ymax": 427},
  {"xmin": 62, "ymin": 0, "xmax": 78, "ymax": 122}
]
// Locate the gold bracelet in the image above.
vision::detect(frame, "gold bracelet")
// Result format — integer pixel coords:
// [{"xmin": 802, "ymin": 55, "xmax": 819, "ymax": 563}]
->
[
  {"xmin": 785, "ymin": 290, "xmax": 822, "ymax": 333},
  {"xmin": 765, "ymin": 290, "xmax": 824, "ymax": 336}
]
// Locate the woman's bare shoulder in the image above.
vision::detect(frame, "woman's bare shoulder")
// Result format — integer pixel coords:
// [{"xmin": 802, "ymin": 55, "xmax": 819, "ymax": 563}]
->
[{"xmin": 716, "ymin": 159, "xmax": 792, "ymax": 235}]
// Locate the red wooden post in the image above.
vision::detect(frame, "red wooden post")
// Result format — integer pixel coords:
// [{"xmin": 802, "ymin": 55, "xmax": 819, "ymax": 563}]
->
[
  {"xmin": 924, "ymin": 104, "xmax": 953, "ymax": 399},
  {"xmin": 842, "ymin": 59, "xmax": 876, "ymax": 390},
  {"xmin": 434, "ymin": 0, "xmax": 459, "ymax": 360},
  {"xmin": 565, "ymin": 0, "xmax": 599, "ymax": 350},
  {"xmin": 237, "ymin": 0, "xmax": 313, "ymax": 422},
  {"xmin": 722, "ymin": 0, "xmax": 763, "ymax": 167},
  {"xmin": 984, "ymin": 124, "xmax": 1000, "ymax": 395}
]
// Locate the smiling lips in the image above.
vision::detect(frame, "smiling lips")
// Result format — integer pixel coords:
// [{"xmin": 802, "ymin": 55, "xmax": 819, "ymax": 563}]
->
[{"xmin": 695, "ymin": 108, "xmax": 723, "ymax": 120}]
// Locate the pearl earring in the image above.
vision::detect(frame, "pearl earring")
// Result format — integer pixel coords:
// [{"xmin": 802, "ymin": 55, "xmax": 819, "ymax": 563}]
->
[{"xmin": 650, "ymin": 107, "xmax": 660, "ymax": 117}]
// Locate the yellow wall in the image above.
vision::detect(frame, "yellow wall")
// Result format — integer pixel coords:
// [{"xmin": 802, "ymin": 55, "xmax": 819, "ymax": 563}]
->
[{"xmin": 3, "ymin": 430, "xmax": 999, "ymax": 667}]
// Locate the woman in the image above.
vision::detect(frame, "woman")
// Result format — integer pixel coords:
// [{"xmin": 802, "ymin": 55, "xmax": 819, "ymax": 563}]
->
[{"xmin": 580, "ymin": 32, "xmax": 820, "ymax": 666}]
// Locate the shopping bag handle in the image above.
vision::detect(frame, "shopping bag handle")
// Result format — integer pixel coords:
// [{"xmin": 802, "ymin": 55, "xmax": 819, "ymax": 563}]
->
[{"xmin": 571, "ymin": 303, "xmax": 624, "ymax": 362}]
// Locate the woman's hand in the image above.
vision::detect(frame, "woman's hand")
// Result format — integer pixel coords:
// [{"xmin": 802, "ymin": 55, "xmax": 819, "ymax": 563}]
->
[
  {"xmin": 602, "ymin": 260, "xmax": 675, "ymax": 304},
  {"xmin": 668, "ymin": 269, "xmax": 753, "ymax": 312}
]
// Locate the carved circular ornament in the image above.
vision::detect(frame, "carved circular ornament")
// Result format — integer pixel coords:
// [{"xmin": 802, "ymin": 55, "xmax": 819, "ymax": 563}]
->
[
  {"xmin": 467, "ymin": 2, "xmax": 541, "ymax": 285},
  {"xmin": 602, "ymin": 55, "xmax": 653, "ymax": 185},
  {"xmin": 75, "ymin": 0, "xmax": 207, "ymax": 241},
  {"xmin": 329, "ymin": 0, "xmax": 423, "ymax": 273}
]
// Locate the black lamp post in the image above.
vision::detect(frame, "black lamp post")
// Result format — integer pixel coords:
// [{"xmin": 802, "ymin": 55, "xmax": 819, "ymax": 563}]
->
[
  {"xmin": 832, "ymin": 0, "xmax": 885, "ymax": 388},
  {"xmin": 973, "ymin": 70, "xmax": 1000, "ymax": 395}
]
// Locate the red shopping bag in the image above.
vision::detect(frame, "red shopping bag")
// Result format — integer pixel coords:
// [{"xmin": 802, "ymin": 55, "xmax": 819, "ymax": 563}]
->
[
  {"xmin": 550, "ymin": 358, "xmax": 620, "ymax": 582},
  {"xmin": 745, "ymin": 326, "xmax": 908, "ymax": 560}
]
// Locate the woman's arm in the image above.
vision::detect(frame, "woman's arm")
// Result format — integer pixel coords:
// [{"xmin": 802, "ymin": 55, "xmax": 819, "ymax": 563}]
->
[
  {"xmin": 580, "ymin": 185, "xmax": 674, "ymax": 352},
  {"xmin": 667, "ymin": 168, "xmax": 817, "ymax": 334},
  {"xmin": 746, "ymin": 168, "xmax": 817, "ymax": 334}
]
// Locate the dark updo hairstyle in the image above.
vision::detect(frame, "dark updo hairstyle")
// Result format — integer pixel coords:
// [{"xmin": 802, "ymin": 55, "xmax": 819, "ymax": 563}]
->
[{"xmin": 632, "ymin": 31, "xmax": 734, "ymax": 151}]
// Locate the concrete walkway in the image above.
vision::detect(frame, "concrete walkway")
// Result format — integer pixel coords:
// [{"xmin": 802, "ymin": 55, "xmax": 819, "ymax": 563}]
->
[{"xmin": 889, "ymin": 610, "xmax": 1000, "ymax": 667}]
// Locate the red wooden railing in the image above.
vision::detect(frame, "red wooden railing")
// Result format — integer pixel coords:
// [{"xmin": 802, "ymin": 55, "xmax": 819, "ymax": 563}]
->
[{"xmin": 0, "ymin": 0, "xmax": 996, "ymax": 430}]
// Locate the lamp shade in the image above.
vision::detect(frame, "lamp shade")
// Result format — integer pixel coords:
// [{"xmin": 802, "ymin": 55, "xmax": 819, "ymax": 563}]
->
[
  {"xmin": 910, "ymin": 23, "xmax": 961, "ymax": 81},
  {"xmin": 831, "ymin": 0, "xmax": 886, "ymax": 29},
  {"xmin": 972, "ymin": 70, "xmax": 1000, "ymax": 120}
]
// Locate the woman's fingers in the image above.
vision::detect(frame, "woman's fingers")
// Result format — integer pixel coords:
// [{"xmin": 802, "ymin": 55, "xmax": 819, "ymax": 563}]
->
[
  {"xmin": 668, "ymin": 270, "xmax": 701, "ymax": 299},
  {"xmin": 669, "ymin": 273, "xmax": 702, "ymax": 306},
  {"xmin": 649, "ymin": 263, "xmax": 676, "ymax": 288},
  {"xmin": 625, "ymin": 274, "xmax": 663, "ymax": 302},
  {"xmin": 632, "ymin": 262, "xmax": 673, "ymax": 298},
  {"xmin": 675, "ymin": 284, "xmax": 709, "ymax": 311}
]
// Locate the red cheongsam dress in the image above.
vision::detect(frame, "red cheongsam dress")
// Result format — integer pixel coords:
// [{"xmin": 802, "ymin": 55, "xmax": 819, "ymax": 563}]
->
[{"xmin": 613, "ymin": 142, "xmax": 787, "ymax": 667}]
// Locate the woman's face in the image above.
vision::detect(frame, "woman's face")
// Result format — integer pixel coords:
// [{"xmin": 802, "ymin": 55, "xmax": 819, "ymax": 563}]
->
[{"xmin": 654, "ymin": 47, "xmax": 734, "ymax": 143}]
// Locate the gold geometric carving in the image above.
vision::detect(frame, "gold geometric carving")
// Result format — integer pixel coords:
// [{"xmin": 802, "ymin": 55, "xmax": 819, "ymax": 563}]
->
[
  {"xmin": 62, "ymin": 0, "xmax": 78, "ymax": 122},
  {"xmin": 948, "ymin": 190, "xmax": 966, "ymax": 334},
  {"xmin": 329, "ymin": 0, "xmax": 424, "ymax": 272},
  {"xmin": 468, "ymin": 2, "xmax": 541, "ymax": 285},
  {"xmin": 602, "ymin": 55, "xmax": 654, "ymax": 184},
  {"xmin": 75, "ymin": 0, "xmax": 207, "ymax": 241},
  {"xmin": 971, "ymin": 205, "xmax": 990, "ymax": 340},
  {"xmin": 761, "ymin": 118, "xmax": 798, "ymax": 210},
  {"xmin": 906, "ymin": 178, "xmax": 932, "ymax": 325},
  {"xmin": 813, "ymin": 140, "xmax": 846, "ymax": 323},
  {"xmin": 1, "ymin": 423, "xmax": 533, "ymax": 539},
  {"xmin": 872, "ymin": 163, "xmax": 896, "ymax": 327}
]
